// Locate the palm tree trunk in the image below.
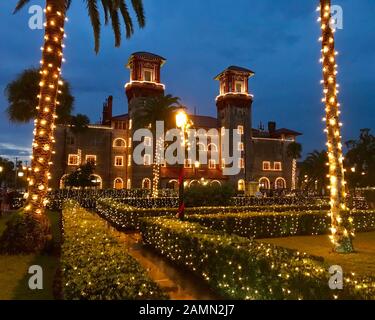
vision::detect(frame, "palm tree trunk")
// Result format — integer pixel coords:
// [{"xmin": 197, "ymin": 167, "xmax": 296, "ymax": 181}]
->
[
  {"xmin": 291, "ymin": 158, "xmax": 297, "ymax": 190},
  {"xmin": 320, "ymin": 0, "xmax": 353, "ymax": 253},
  {"xmin": 25, "ymin": 1, "xmax": 66, "ymax": 228}
]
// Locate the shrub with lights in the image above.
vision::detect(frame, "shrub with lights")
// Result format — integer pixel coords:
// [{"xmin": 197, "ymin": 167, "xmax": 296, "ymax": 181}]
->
[
  {"xmin": 61, "ymin": 201, "xmax": 166, "ymax": 300},
  {"xmin": 140, "ymin": 217, "xmax": 375, "ymax": 300},
  {"xmin": 186, "ymin": 210, "xmax": 375, "ymax": 239}
]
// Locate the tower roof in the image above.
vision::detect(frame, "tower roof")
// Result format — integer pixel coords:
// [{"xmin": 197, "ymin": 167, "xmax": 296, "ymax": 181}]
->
[
  {"xmin": 127, "ymin": 52, "xmax": 167, "ymax": 67},
  {"xmin": 214, "ymin": 66, "xmax": 255, "ymax": 80}
]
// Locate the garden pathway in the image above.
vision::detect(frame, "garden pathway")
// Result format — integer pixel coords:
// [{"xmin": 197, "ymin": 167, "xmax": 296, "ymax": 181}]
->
[{"xmin": 110, "ymin": 227, "xmax": 221, "ymax": 300}]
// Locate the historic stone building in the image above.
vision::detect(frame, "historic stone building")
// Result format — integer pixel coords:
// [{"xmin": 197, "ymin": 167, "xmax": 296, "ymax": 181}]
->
[{"xmin": 51, "ymin": 52, "xmax": 301, "ymax": 193}]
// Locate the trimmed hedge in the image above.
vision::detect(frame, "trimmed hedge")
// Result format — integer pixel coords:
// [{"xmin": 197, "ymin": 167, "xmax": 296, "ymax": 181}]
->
[
  {"xmin": 186, "ymin": 210, "xmax": 375, "ymax": 239},
  {"xmin": 61, "ymin": 201, "xmax": 166, "ymax": 300},
  {"xmin": 96, "ymin": 198, "xmax": 331, "ymax": 231},
  {"xmin": 140, "ymin": 217, "xmax": 375, "ymax": 300}
]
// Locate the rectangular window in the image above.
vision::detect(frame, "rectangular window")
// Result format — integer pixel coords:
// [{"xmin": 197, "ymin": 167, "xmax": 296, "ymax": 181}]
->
[
  {"xmin": 235, "ymin": 81, "xmax": 243, "ymax": 93},
  {"xmin": 67, "ymin": 136, "xmax": 75, "ymax": 145},
  {"xmin": 86, "ymin": 155, "xmax": 97, "ymax": 165},
  {"xmin": 184, "ymin": 159, "xmax": 192, "ymax": 169},
  {"xmin": 209, "ymin": 159, "xmax": 216, "ymax": 169},
  {"xmin": 128, "ymin": 138, "xmax": 132, "ymax": 148},
  {"xmin": 237, "ymin": 125, "xmax": 244, "ymax": 135},
  {"xmin": 68, "ymin": 154, "xmax": 79, "ymax": 166},
  {"xmin": 144, "ymin": 154, "xmax": 151, "ymax": 166},
  {"xmin": 115, "ymin": 156, "xmax": 124, "ymax": 167},
  {"xmin": 263, "ymin": 161, "xmax": 271, "ymax": 171},
  {"xmin": 221, "ymin": 158, "xmax": 226, "ymax": 169},
  {"xmin": 274, "ymin": 162, "xmax": 282, "ymax": 171},
  {"xmin": 143, "ymin": 69, "xmax": 153, "ymax": 82},
  {"xmin": 238, "ymin": 142, "xmax": 244, "ymax": 151},
  {"xmin": 239, "ymin": 158, "xmax": 245, "ymax": 169},
  {"xmin": 128, "ymin": 155, "xmax": 132, "ymax": 167}
]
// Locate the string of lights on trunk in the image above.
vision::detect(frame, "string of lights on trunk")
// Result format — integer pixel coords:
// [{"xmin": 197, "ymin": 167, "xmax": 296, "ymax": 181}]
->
[
  {"xmin": 318, "ymin": 1, "xmax": 354, "ymax": 253},
  {"xmin": 25, "ymin": 3, "xmax": 68, "ymax": 222}
]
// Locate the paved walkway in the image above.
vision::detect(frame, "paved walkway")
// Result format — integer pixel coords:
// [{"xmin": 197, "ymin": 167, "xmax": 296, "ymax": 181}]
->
[{"xmin": 111, "ymin": 227, "xmax": 220, "ymax": 300}]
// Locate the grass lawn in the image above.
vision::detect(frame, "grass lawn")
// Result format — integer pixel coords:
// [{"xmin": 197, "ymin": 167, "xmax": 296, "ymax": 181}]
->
[
  {"xmin": 0, "ymin": 211, "xmax": 61, "ymax": 300},
  {"xmin": 262, "ymin": 232, "xmax": 375, "ymax": 277}
]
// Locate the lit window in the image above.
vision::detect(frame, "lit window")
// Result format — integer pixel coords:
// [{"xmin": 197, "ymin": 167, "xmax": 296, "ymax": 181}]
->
[
  {"xmin": 68, "ymin": 154, "xmax": 79, "ymax": 166},
  {"xmin": 209, "ymin": 159, "xmax": 216, "ymax": 169},
  {"xmin": 235, "ymin": 81, "xmax": 243, "ymax": 93},
  {"xmin": 237, "ymin": 125, "xmax": 244, "ymax": 135},
  {"xmin": 274, "ymin": 162, "xmax": 282, "ymax": 171},
  {"xmin": 144, "ymin": 154, "xmax": 151, "ymax": 166},
  {"xmin": 143, "ymin": 69, "xmax": 153, "ymax": 82},
  {"xmin": 113, "ymin": 138, "xmax": 126, "ymax": 148},
  {"xmin": 128, "ymin": 155, "xmax": 132, "ymax": 167},
  {"xmin": 259, "ymin": 177, "xmax": 270, "ymax": 190},
  {"xmin": 128, "ymin": 138, "xmax": 132, "ymax": 148},
  {"xmin": 238, "ymin": 142, "xmax": 244, "ymax": 151},
  {"xmin": 115, "ymin": 156, "xmax": 124, "ymax": 167},
  {"xmin": 184, "ymin": 159, "xmax": 192, "ymax": 169},
  {"xmin": 238, "ymin": 179, "xmax": 245, "ymax": 191},
  {"xmin": 263, "ymin": 161, "xmax": 271, "ymax": 171},
  {"xmin": 221, "ymin": 127, "xmax": 226, "ymax": 136},
  {"xmin": 144, "ymin": 137, "xmax": 152, "ymax": 147},
  {"xmin": 142, "ymin": 178, "xmax": 151, "ymax": 190},
  {"xmin": 114, "ymin": 178, "xmax": 124, "ymax": 190},
  {"xmin": 86, "ymin": 155, "xmax": 97, "ymax": 165},
  {"xmin": 239, "ymin": 158, "xmax": 245, "ymax": 169},
  {"xmin": 129, "ymin": 119, "xmax": 133, "ymax": 130},
  {"xmin": 127, "ymin": 179, "xmax": 131, "ymax": 189},
  {"xmin": 221, "ymin": 158, "xmax": 226, "ymax": 169}
]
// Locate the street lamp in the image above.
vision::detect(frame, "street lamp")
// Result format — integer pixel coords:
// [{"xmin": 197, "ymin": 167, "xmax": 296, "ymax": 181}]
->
[{"xmin": 176, "ymin": 110, "xmax": 188, "ymax": 220}]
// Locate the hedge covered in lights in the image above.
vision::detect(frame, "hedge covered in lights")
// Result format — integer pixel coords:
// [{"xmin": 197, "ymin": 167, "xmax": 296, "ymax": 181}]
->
[
  {"xmin": 61, "ymin": 201, "xmax": 166, "ymax": 300},
  {"xmin": 95, "ymin": 198, "xmax": 334, "ymax": 231},
  {"xmin": 186, "ymin": 210, "xmax": 375, "ymax": 239},
  {"xmin": 140, "ymin": 217, "xmax": 375, "ymax": 300}
]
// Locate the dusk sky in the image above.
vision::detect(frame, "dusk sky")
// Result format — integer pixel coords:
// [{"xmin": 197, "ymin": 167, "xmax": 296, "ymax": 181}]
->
[{"xmin": 0, "ymin": 0, "xmax": 374, "ymax": 162}]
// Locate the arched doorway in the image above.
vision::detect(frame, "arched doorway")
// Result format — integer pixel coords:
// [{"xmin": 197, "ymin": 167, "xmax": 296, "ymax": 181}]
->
[
  {"xmin": 275, "ymin": 177, "xmax": 287, "ymax": 190},
  {"xmin": 259, "ymin": 177, "xmax": 270, "ymax": 190},
  {"xmin": 142, "ymin": 178, "xmax": 151, "ymax": 190},
  {"xmin": 114, "ymin": 178, "xmax": 124, "ymax": 190},
  {"xmin": 167, "ymin": 179, "xmax": 179, "ymax": 191},
  {"xmin": 91, "ymin": 175, "xmax": 103, "ymax": 189},
  {"xmin": 238, "ymin": 179, "xmax": 245, "ymax": 192}
]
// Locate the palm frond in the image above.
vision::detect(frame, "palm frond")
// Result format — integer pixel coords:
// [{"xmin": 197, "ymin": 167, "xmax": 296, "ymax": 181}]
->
[
  {"xmin": 13, "ymin": 0, "xmax": 30, "ymax": 13},
  {"xmin": 109, "ymin": 6, "xmax": 122, "ymax": 47},
  {"xmin": 85, "ymin": 0, "xmax": 101, "ymax": 53},
  {"xmin": 131, "ymin": 0, "xmax": 145, "ymax": 28},
  {"xmin": 119, "ymin": 0, "xmax": 134, "ymax": 38}
]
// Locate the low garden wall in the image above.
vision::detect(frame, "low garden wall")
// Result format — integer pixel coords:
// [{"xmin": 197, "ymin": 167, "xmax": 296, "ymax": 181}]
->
[
  {"xmin": 61, "ymin": 201, "xmax": 166, "ymax": 300},
  {"xmin": 140, "ymin": 217, "xmax": 375, "ymax": 300}
]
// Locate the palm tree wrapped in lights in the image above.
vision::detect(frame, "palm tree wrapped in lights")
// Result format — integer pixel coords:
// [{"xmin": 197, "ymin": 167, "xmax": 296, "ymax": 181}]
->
[
  {"xmin": 318, "ymin": 0, "xmax": 354, "ymax": 253},
  {"xmin": 12, "ymin": 0, "xmax": 146, "ymax": 244}
]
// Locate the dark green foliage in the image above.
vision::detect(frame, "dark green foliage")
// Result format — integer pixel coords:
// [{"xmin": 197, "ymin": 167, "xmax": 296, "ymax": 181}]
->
[
  {"xmin": 345, "ymin": 129, "xmax": 375, "ymax": 189},
  {"xmin": 4, "ymin": 68, "xmax": 74, "ymax": 124},
  {"xmin": 140, "ymin": 217, "xmax": 375, "ymax": 300},
  {"xmin": 0, "ymin": 213, "xmax": 49, "ymax": 254},
  {"xmin": 184, "ymin": 184, "xmax": 235, "ymax": 207},
  {"xmin": 64, "ymin": 162, "xmax": 98, "ymax": 189},
  {"xmin": 69, "ymin": 114, "xmax": 90, "ymax": 133},
  {"xmin": 62, "ymin": 201, "xmax": 166, "ymax": 300},
  {"xmin": 14, "ymin": 0, "xmax": 146, "ymax": 53},
  {"xmin": 186, "ymin": 210, "xmax": 375, "ymax": 239}
]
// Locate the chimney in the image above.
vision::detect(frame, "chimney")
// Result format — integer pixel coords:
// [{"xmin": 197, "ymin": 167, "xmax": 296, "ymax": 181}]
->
[
  {"xmin": 102, "ymin": 96, "xmax": 113, "ymax": 125},
  {"xmin": 268, "ymin": 121, "xmax": 276, "ymax": 134}
]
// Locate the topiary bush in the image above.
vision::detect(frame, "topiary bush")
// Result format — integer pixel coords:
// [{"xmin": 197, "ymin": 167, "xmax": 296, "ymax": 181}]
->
[
  {"xmin": 184, "ymin": 183, "xmax": 235, "ymax": 207},
  {"xmin": 0, "ymin": 213, "xmax": 50, "ymax": 254}
]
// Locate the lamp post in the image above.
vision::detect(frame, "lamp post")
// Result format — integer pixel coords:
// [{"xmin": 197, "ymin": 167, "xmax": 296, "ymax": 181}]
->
[{"xmin": 176, "ymin": 110, "xmax": 188, "ymax": 220}]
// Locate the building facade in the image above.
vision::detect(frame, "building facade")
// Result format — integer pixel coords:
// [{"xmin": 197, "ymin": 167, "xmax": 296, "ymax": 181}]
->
[{"xmin": 51, "ymin": 52, "xmax": 301, "ymax": 193}]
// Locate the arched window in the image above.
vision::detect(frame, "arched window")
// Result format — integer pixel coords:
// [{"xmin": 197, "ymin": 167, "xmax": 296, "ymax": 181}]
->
[
  {"xmin": 189, "ymin": 180, "xmax": 199, "ymax": 187},
  {"xmin": 59, "ymin": 174, "xmax": 69, "ymax": 189},
  {"xmin": 259, "ymin": 177, "xmax": 270, "ymax": 190},
  {"xmin": 127, "ymin": 179, "xmax": 131, "ymax": 190},
  {"xmin": 167, "ymin": 179, "xmax": 179, "ymax": 191},
  {"xmin": 275, "ymin": 177, "xmax": 287, "ymax": 190},
  {"xmin": 113, "ymin": 138, "xmax": 126, "ymax": 148},
  {"xmin": 91, "ymin": 175, "xmax": 103, "ymax": 189},
  {"xmin": 114, "ymin": 178, "xmax": 124, "ymax": 190},
  {"xmin": 238, "ymin": 179, "xmax": 245, "ymax": 191},
  {"xmin": 207, "ymin": 143, "xmax": 218, "ymax": 152},
  {"xmin": 211, "ymin": 180, "xmax": 222, "ymax": 187},
  {"xmin": 142, "ymin": 178, "xmax": 151, "ymax": 190}
]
